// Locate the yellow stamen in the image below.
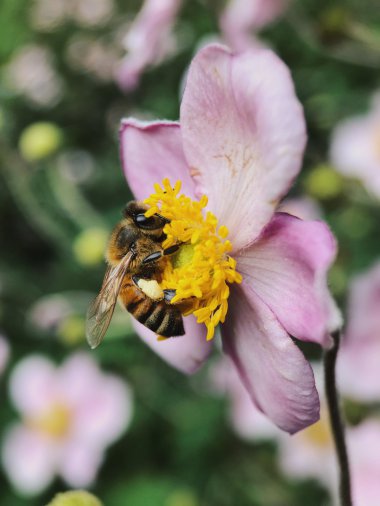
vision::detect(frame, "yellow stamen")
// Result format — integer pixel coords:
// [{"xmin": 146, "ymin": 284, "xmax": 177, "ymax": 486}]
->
[
  {"xmin": 27, "ymin": 402, "xmax": 71, "ymax": 439},
  {"xmin": 144, "ymin": 178, "xmax": 242, "ymax": 340}
]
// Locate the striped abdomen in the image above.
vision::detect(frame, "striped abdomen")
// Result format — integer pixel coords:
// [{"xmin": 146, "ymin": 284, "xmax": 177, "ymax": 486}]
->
[{"xmin": 119, "ymin": 278, "xmax": 185, "ymax": 337}]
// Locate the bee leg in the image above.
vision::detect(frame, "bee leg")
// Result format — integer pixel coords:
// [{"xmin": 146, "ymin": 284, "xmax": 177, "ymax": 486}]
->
[
  {"xmin": 163, "ymin": 289, "xmax": 176, "ymax": 302},
  {"xmin": 142, "ymin": 251, "xmax": 163, "ymax": 264},
  {"xmin": 163, "ymin": 244, "xmax": 180, "ymax": 255}
]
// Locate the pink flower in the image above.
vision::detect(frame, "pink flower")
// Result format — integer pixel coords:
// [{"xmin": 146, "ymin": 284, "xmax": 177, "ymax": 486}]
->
[
  {"xmin": 279, "ymin": 196, "xmax": 322, "ymax": 221},
  {"xmin": 2, "ymin": 353, "xmax": 133, "ymax": 495},
  {"xmin": 220, "ymin": 0, "xmax": 290, "ymax": 51},
  {"xmin": 119, "ymin": 44, "xmax": 340, "ymax": 434},
  {"xmin": 330, "ymin": 93, "xmax": 380, "ymax": 198},
  {"xmin": 209, "ymin": 356, "xmax": 279, "ymax": 441},
  {"xmin": 338, "ymin": 262, "xmax": 380, "ymax": 402},
  {"xmin": 115, "ymin": 0, "xmax": 182, "ymax": 91},
  {"xmin": 347, "ymin": 420, "xmax": 380, "ymax": 506}
]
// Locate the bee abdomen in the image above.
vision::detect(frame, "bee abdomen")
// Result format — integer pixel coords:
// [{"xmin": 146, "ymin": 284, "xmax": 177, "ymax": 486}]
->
[
  {"xmin": 135, "ymin": 300, "xmax": 184, "ymax": 337},
  {"xmin": 155, "ymin": 307, "xmax": 185, "ymax": 337}
]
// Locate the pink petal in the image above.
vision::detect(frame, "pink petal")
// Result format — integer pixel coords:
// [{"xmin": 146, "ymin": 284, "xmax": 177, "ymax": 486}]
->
[
  {"xmin": 279, "ymin": 196, "xmax": 322, "ymax": 221},
  {"xmin": 221, "ymin": 286, "xmax": 320, "ymax": 434},
  {"xmin": 115, "ymin": 0, "xmax": 181, "ymax": 92},
  {"xmin": 58, "ymin": 440, "xmax": 103, "ymax": 488},
  {"xmin": 210, "ymin": 357, "xmax": 280, "ymax": 441},
  {"xmin": 330, "ymin": 95, "xmax": 380, "ymax": 198},
  {"xmin": 72, "ymin": 375, "xmax": 133, "ymax": 447},
  {"xmin": 220, "ymin": 0, "xmax": 289, "ymax": 51},
  {"xmin": 120, "ymin": 119, "xmax": 196, "ymax": 200},
  {"xmin": 180, "ymin": 44, "xmax": 306, "ymax": 251},
  {"xmin": 1, "ymin": 424, "xmax": 57, "ymax": 495},
  {"xmin": 57, "ymin": 353, "xmax": 133, "ymax": 446},
  {"xmin": 347, "ymin": 420, "xmax": 380, "ymax": 506},
  {"xmin": 236, "ymin": 213, "xmax": 341, "ymax": 347},
  {"xmin": 338, "ymin": 263, "xmax": 380, "ymax": 401},
  {"xmin": 9, "ymin": 355, "xmax": 58, "ymax": 417},
  {"xmin": 133, "ymin": 315, "xmax": 213, "ymax": 374}
]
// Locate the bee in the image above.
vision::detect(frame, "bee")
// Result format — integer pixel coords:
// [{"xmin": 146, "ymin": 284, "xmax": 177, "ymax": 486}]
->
[{"xmin": 86, "ymin": 201, "xmax": 185, "ymax": 349}]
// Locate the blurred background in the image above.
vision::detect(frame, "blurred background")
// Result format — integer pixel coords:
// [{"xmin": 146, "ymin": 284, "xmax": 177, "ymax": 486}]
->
[{"xmin": 1, "ymin": 0, "xmax": 380, "ymax": 505}]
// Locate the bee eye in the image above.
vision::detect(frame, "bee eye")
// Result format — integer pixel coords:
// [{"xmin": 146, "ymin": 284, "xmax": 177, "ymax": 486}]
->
[{"xmin": 134, "ymin": 214, "xmax": 165, "ymax": 230}]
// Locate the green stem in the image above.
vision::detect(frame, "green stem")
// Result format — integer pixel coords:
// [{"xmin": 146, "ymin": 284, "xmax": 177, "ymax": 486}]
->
[{"xmin": 324, "ymin": 331, "xmax": 352, "ymax": 506}]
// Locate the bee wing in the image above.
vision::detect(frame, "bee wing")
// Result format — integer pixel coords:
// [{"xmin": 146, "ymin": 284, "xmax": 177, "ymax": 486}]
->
[{"xmin": 86, "ymin": 252, "xmax": 134, "ymax": 349}]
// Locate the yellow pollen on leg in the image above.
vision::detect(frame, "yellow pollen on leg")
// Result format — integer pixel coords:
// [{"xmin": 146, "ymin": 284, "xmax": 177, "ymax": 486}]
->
[{"xmin": 144, "ymin": 178, "xmax": 242, "ymax": 340}]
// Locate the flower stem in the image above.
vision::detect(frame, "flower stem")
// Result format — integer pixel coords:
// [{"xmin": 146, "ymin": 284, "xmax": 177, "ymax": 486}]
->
[{"xmin": 323, "ymin": 330, "xmax": 352, "ymax": 506}]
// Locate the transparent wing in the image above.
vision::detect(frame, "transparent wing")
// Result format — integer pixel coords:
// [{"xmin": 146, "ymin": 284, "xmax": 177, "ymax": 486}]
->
[{"xmin": 86, "ymin": 252, "xmax": 133, "ymax": 349}]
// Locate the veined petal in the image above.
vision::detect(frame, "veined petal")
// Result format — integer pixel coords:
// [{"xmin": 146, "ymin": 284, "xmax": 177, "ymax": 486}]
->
[
  {"xmin": 180, "ymin": 44, "xmax": 306, "ymax": 251},
  {"xmin": 221, "ymin": 286, "xmax": 320, "ymax": 434},
  {"xmin": 236, "ymin": 213, "xmax": 341, "ymax": 347},
  {"xmin": 120, "ymin": 119, "xmax": 196, "ymax": 200},
  {"xmin": 133, "ymin": 315, "xmax": 213, "ymax": 374}
]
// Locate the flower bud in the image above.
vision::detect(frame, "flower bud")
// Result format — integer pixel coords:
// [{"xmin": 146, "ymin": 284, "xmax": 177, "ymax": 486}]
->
[
  {"xmin": 19, "ymin": 122, "xmax": 62, "ymax": 162},
  {"xmin": 73, "ymin": 228, "xmax": 108, "ymax": 266},
  {"xmin": 47, "ymin": 490, "xmax": 102, "ymax": 506}
]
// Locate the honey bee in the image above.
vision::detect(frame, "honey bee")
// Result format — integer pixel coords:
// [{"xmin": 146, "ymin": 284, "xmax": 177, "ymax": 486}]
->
[{"xmin": 86, "ymin": 201, "xmax": 185, "ymax": 349}]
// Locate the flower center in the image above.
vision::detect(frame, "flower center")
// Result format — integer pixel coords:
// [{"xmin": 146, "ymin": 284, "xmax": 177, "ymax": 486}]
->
[
  {"xmin": 144, "ymin": 178, "xmax": 242, "ymax": 340},
  {"xmin": 27, "ymin": 402, "xmax": 71, "ymax": 439}
]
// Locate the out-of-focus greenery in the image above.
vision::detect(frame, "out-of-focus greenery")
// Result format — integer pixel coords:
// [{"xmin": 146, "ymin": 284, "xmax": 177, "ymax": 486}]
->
[{"xmin": 0, "ymin": 0, "xmax": 380, "ymax": 505}]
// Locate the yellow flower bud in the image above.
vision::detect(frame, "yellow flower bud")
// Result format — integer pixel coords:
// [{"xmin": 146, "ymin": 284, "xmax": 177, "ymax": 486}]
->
[
  {"xmin": 304, "ymin": 164, "xmax": 344, "ymax": 200},
  {"xmin": 19, "ymin": 122, "xmax": 62, "ymax": 162},
  {"xmin": 73, "ymin": 228, "xmax": 108, "ymax": 266},
  {"xmin": 47, "ymin": 490, "xmax": 102, "ymax": 506},
  {"xmin": 57, "ymin": 315, "xmax": 85, "ymax": 345}
]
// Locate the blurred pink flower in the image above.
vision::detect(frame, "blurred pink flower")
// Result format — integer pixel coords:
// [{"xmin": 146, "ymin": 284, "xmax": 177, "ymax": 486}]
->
[
  {"xmin": 330, "ymin": 93, "xmax": 380, "ymax": 198},
  {"xmin": 209, "ymin": 356, "xmax": 279, "ymax": 441},
  {"xmin": 115, "ymin": 0, "xmax": 182, "ymax": 91},
  {"xmin": 2, "ymin": 353, "xmax": 133, "ymax": 495},
  {"xmin": 120, "ymin": 44, "xmax": 341, "ymax": 434},
  {"xmin": 347, "ymin": 420, "xmax": 380, "ymax": 506},
  {"xmin": 0, "ymin": 335, "xmax": 10, "ymax": 376},
  {"xmin": 281, "ymin": 414, "xmax": 380, "ymax": 506},
  {"xmin": 211, "ymin": 357, "xmax": 380, "ymax": 505},
  {"xmin": 338, "ymin": 262, "xmax": 380, "ymax": 402},
  {"xmin": 279, "ymin": 196, "xmax": 322, "ymax": 221},
  {"xmin": 220, "ymin": 0, "xmax": 290, "ymax": 51}
]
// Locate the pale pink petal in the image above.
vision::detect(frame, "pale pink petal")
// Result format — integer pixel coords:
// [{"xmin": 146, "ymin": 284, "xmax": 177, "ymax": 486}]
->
[
  {"xmin": 236, "ymin": 213, "xmax": 341, "ymax": 347},
  {"xmin": 2, "ymin": 424, "xmax": 57, "ymax": 495},
  {"xmin": 58, "ymin": 353, "xmax": 99, "ymax": 403},
  {"xmin": 180, "ymin": 44, "xmax": 306, "ymax": 251},
  {"xmin": 220, "ymin": 0, "xmax": 289, "ymax": 51},
  {"xmin": 57, "ymin": 353, "xmax": 133, "ymax": 446},
  {"xmin": 330, "ymin": 102, "xmax": 380, "ymax": 197},
  {"xmin": 58, "ymin": 440, "xmax": 103, "ymax": 487},
  {"xmin": 133, "ymin": 315, "xmax": 213, "ymax": 374},
  {"xmin": 9, "ymin": 355, "xmax": 58, "ymax": 417},
  {"xmin": 115, "ymin": 0, "xmax": 182, "ymax": 91},
  {"xmin": 279, "ymin": 196, "xmax": 322, "ymax": 221},
  {"xmin": 210, "ymin": 357, "xmax": 280, "ymax": 441},
  {"xmin": 72, "ymin": 374, "xmax": 133, "ymax": 447},
  {"xmin": 279, "ymin": 416, "xmax": 336, "ymax": 488},
  {"xmin": 120, "ymin": 119, "xmax": 196, "ymax": 200},
  {"xmin": 347, "ymin": 420, "xmax": 380, "ymax": 506},
  {"xmin": 221, "ymin": 286, "xmax": 319, "ymax": 434},
  {"xmin": 338, "ymin": 263, "xmax": 380, "ymax": 401}
]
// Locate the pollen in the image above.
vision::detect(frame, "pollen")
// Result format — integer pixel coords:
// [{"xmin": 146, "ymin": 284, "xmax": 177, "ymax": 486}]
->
[{"xmin": 144, "ymin": 178, "xmax": 242, "ymax": 341}]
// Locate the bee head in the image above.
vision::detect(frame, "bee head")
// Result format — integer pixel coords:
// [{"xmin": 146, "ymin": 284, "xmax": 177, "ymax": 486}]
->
[{"xmin": 123, "ymin": 201, "xmax": 169, "ymax": 241}]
